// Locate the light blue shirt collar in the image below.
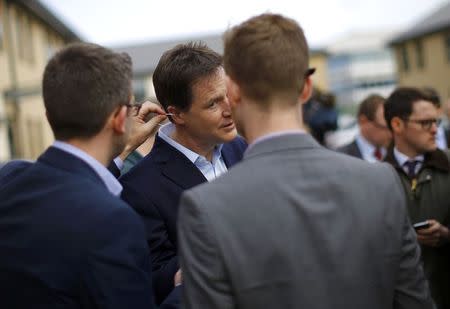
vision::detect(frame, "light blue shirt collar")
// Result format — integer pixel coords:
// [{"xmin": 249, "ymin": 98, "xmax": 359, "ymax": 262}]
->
[
  {"xmin": 355, "ymin": 134, "xmax": 386, "ymax": 162},
  {"xmin": 52, "ymin": 141, "xmax": 123, "ymax": 196},
  {"xmin": 393, "ymin": 147, "xmax": 424, "ymax": 175},
  {"xmin": 158, "ymin": 123, "xmax": 227, "ymax": 181}
]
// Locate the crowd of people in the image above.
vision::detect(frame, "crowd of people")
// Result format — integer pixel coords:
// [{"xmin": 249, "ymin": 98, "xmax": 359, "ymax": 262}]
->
[{"xmin": 0, "ymin": 12, "xmax": 448, "ymax": 309}]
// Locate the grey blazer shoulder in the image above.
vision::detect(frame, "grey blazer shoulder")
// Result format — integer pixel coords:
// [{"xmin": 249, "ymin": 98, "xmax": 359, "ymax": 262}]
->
[{"xmin": 178, "ymin": 134, "xmax": 434, "ymax": 309}]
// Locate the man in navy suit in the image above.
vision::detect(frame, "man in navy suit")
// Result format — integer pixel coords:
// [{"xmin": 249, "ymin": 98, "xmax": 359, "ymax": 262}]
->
[
  {"xmin": 0, "ymin": 43, "xmax": 179, "ymax": 309},
  {"xmin": 337, "ymin": 94, "xmax": 391, "ymax": 162},
  {"xmin": 120, "ymin": 42, "xmax": 246, "ymax": 304}
]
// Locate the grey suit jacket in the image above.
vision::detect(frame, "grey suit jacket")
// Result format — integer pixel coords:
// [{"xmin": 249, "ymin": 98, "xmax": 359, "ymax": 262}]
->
[{"xmin": 178, "ymin": 133, "xmax": 434, "ymax": 309}]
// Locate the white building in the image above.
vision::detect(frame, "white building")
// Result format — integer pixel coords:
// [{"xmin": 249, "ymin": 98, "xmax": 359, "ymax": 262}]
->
[{"xmin": 327, "ymin": 31, "xmax": 398, "ymax": 106}]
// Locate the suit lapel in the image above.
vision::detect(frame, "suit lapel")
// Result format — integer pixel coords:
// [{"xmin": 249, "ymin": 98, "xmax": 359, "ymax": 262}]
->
[
  {"xmin": 350, "ymin": 141, "xmax": 363, "ymax": 159},
  {"xmin": 152, "ymin": 135, "xmax": 207, "ymax": 190},
  {"xmin": 221, "ymin": 140, "xmax": 243, "ymax": 168}
]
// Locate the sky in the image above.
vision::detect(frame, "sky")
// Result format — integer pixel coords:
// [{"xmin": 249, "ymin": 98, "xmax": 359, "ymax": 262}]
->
[{"xmin": 40, "ymin": 0, "xmax": 449, "ymax": 48}]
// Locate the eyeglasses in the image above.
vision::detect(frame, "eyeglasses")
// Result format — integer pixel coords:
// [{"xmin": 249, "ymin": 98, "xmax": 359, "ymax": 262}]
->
[
  {"xmin": 404, "ymin": 118, "xmax": 441, "ymax": 131},
  {"xmin": 124, "ymin": 97, "xmax": 143, "ymax": 117},
  {"xmin": 305, "ymin": 67, "xmax": 316, "ymax": 78}
]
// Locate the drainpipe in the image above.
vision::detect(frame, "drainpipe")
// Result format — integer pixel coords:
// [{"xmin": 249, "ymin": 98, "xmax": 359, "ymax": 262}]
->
[{"xmin": 4, "ymin": 0, "xmax": 20, "ymax": 157}]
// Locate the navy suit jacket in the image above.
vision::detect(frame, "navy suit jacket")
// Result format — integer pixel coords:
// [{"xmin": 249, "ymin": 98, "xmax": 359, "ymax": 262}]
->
[
  {"xmin": 120, "ymin": 135, "xmax": 247, "ymax": 304},
  {"xmin": 0, "ymin": 147, "xmax": 179, "ymax": 309},
  {"xmin": 336, "ymin": 140, "xmax": 363, "ymax": 159}
]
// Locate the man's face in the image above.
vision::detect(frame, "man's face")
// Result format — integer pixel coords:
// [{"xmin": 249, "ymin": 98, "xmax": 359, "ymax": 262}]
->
[
  {"xmin": 398, "ymin": 100, "xmax": 438, "ymax": 155},
  {"xmin": 364, "ymin": 105, "xmax": 392, "ymax": 148},
  {"xmin": 180, "ymin": 68, "xmax": 237, "ymax": 147}
]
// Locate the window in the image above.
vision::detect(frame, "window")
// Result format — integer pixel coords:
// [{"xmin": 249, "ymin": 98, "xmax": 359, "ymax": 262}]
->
[
  {"xmin": 445, "ymin": 33, "xmax": 450, "ymax": 63},
  {"xmin": 400, "ymin": 45, "xmax": 409, "ymax": 72},
  {"xmin": 45, "ymin": 30, "xmax": 58, "ymax": 60},
  {"xmin": 415, "ymin": 40, "xmax": 424, "ymax": 69},
  {"xmin": 27, "ymin": 118, "xmax": 43, "ymax": 158},
  {"xmin": 16, "ymin": 11, "xmax": 34, "ymax": 63}
]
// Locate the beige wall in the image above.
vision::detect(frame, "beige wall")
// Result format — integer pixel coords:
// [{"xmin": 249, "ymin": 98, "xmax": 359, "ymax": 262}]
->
[
  {"xmin": 0, "ymin": 95, "xmax": 9, "ymax": 161},
  {"xmin": 15, "ymin": 96, "xmax": 53, "ymax": 159},
  {"xmin": 309, "ymin": 53, "xmax": 329, "ymax": 92},
  {"xmin": 394, "ymin": 31, "xmax": 450, "ymax": 102},
  {"xmin": 0, "ymin": 1, "xmax": 66, "ymax": 160}
]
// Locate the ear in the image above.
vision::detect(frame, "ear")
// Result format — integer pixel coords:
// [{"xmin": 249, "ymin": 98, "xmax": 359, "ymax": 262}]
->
[
  {"xmin": 391, "ymin": 116, "xmax": 404, "ymax": 134},
  {"xmin": 111, "ymin": 105, "xmax": 127, "ymax": 134},
  {"xmin": 167, "ymin": 106, "xmax": 186, "ymax": 125},
  {"xmin": 226, "ymin": 75, "xmax": 241, "ymax": 108},
  {"xmin": 358, "ymin": 115, "xmax": 369, "ymax": 125},
  {"xmin": 299, "ymin": 76, "xmax": 313, "ymax": 104}
]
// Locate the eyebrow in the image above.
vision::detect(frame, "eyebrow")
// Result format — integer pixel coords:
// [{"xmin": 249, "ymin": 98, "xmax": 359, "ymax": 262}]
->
[{"xmin": 205, "ymin": 95, "xmax": 224, "ymax": 106}]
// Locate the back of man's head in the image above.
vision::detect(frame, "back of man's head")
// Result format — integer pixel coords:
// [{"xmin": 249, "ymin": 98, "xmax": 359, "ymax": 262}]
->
[
  {"xmin": 384, "ymin": 87, "xmax": 430, "ymax": 130},
  {"xmin": 223, "ymin": 13, "xmax": 309, "ymax": 106},
  {"xmin": 153, "ymin": 42, "xmax": 222, "ymax": 112},
  {"xmin": 358, "ymin": 94, "xmax": 385, "ymax": 122},
  {"xmin": 43, "ymin": 43, "xmax": 132, "ymax": 141}
]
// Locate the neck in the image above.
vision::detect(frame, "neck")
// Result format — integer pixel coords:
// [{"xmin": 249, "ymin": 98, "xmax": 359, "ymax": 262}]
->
[
  {"xmin": 239, "ymin": 100, "xmax": 305, "ymax": 144},
  {"xmin": 171, "ymin": 128, "xmax": 216, "ymax": 161},
  {"xmin": 394, "ymin": 138, "xmax": 421, "ymax": 159},
  {"xmin": 64, "ymin": 135, "xmax": 115, "ymax": 167}
]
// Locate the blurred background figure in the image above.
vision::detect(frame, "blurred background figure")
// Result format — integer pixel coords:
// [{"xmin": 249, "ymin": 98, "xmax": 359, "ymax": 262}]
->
[
  {"xmin": 337, "ymin": 94, "xmax": 392, "ymax": 162},
  {"xmin": 303, "ymin": 88, "xmax": 338, "ymax": 144},
  {"xmin": 422, "ymin": 87, "xmax": 450, "ymax": 150}
]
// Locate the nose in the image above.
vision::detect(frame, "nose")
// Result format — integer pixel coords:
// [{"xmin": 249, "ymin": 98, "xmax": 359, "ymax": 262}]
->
[
  {"xmin": 430, "ymin": 122, "xmax": 438, "ymax": 134},
  {"xmin": 222, "ymin": 97, "xmax": 232, "ymax": 117}
]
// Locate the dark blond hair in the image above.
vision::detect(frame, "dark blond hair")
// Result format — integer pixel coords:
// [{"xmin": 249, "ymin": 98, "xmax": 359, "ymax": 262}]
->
[{"xmin": 223, "ymin": 13, "xmax": 309, "ymax": 106}]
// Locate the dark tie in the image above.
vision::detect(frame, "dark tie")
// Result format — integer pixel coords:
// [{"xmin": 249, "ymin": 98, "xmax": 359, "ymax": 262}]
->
[
  {"xmin": 404, "ymin": 160, "xmax": 418, "ymax": 179},
  {"xmin": 373, "ymin": 147, "xmax": 383, "ymax": 161}
]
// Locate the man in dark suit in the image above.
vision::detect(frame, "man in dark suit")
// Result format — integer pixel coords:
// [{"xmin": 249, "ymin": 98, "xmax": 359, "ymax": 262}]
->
[
  {"xmin": 0, "ymin": 43, "xmax": 179, "ymax": 309},
  {"xmin": 337, "ymin": 94, "xmax": 391, "ymax": 162},
  {"xmin": 177, "ymin": 13, "xmax": 433, "ymax": 308},
  {"xmin": 120, "ymin": 42, "xmax": 246, "ymax": 304}
]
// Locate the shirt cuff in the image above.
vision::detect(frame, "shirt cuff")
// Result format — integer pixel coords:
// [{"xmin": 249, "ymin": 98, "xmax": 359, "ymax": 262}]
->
[{"xmin": 113, "ymin": 157, "xmax": 124, "ymax": 170}]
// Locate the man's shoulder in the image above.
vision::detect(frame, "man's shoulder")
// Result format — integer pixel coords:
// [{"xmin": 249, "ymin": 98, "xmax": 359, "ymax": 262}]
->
[
  {"xmin": 189, "ymin": 146, "xmax": 395, "ymax": 199},
  {"xmin": 0, "ymin": 160, "xmax": 33, "ymax": 186}
]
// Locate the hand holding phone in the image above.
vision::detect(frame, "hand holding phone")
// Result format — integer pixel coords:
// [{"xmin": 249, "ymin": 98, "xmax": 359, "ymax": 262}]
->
[{"xmin": 413, "ymin": 221, "xmax": 430, "ymax": 230}]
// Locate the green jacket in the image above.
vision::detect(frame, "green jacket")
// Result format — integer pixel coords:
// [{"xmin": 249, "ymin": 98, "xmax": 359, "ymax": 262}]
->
[{"xmin": 385, "ymin": 148, "xmax": 450, "ymax": 309}]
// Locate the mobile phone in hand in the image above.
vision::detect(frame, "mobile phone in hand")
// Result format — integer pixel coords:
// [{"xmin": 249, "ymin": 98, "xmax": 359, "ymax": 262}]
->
[{"xmin": 413, "ymin": 221, "xmax": 430, "ymax": 230}]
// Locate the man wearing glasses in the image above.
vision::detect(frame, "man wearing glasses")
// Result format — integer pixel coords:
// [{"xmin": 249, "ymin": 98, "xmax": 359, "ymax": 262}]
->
[
  {"xmin": 338, "ymin": 94, "xmax": 391, "ymax": 162},
  {"xmin": 384, "ymin": 87, "xmax": 450, "ymax": 309},
  {"xmin": 0, "ymin": 43, "xmax": 180, "ymax": 308}
]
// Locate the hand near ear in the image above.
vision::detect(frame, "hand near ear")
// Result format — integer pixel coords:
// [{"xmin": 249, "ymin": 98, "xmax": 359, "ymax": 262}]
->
[{"xmin": 119, "ymin": 101, "xmax": 167, "ymax": 161}]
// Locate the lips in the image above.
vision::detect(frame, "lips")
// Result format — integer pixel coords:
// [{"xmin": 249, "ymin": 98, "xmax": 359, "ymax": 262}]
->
[{"xmin": 221, "ymin": 122, "xmax": 235, "ymax": 129}]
